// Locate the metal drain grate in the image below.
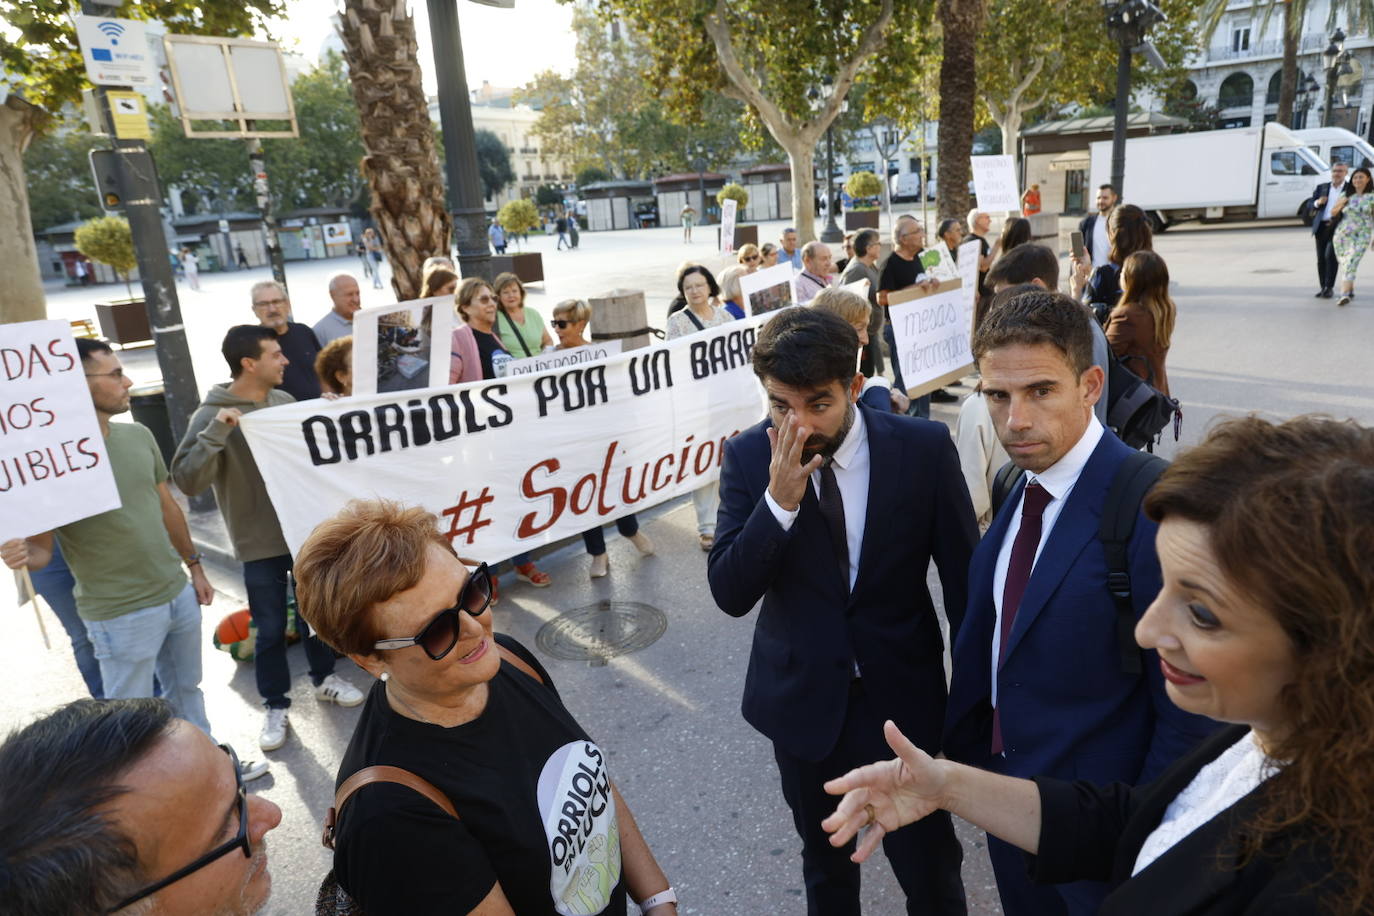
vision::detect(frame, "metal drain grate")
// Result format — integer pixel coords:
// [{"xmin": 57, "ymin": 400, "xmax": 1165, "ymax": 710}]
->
[{"xmin": 536, "ymin": 601, "xmax": 667, "ymax": 666}]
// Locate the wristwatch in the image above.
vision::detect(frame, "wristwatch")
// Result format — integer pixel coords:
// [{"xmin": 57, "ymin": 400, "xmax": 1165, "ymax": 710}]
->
[
  {"xmin": 640, "ymin": 887, "xmax": 677, "ymax": 911},
  {"xmin": 184, "ymin": 552, "xmax": 203, "ymax": 568}
]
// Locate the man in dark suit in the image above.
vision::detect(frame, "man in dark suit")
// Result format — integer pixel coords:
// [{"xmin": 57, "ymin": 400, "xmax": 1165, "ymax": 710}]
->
[
  {"xmin": 1077, "ymin": 184, "xmax": 1118, "ymax": 268},
  {"xmin": 709, "ymin": 308, "xmax": 977, "ymax": 915},
  {"xmin": 942, "ymin": 291, "xmax": 1217, "ymax": 916},
  {"xmin": 1307, "ymin": 160, "xmax": 1347, "ymax": 298}
]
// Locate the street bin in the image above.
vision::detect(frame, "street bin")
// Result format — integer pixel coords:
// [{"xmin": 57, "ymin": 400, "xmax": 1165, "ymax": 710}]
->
[{"xmin": 130, "ymin": 382, "xmax": 176, "ymax": 467}]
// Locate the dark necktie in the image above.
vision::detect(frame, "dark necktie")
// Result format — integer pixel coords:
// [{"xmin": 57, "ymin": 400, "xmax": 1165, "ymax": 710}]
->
[
  {"xmin": 991, "ymin": 481, "xmax": 1053, "ymax": 755},
  {"xmin": 818, "ymin": 460, "xmax": 849, "ymax": 589}
]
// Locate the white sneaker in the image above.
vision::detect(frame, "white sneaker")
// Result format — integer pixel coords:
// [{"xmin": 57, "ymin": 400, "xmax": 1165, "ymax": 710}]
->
[
  {"xmin": 260, "ymin": 709, "xmax": 289, "ymax": 752},
  {"xmin": 628, "ymin": 532, "xmax": 656, "ymax": 556},
  {"xmin": 315, "ymin": 674, "xmax": 365, "ymax": 707},
  {"xmin": 589, "ymin": 553, "xmax": 610, "ymax": 578},
  {"xmin": 239, "ymin": 757, "xmax": 271, "ymax": 782}
]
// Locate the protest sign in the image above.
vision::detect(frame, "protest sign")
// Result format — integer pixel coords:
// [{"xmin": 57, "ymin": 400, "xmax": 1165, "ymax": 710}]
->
[
  {"xmin": 957, "ymin": 238, "xmax": 982, "ymax": 333},
  {"xmin": 738, "ymin": 263, "xmax": 796, "ymax": 317},
  {"xmin": 886, "ymin": 280, "xmax": 974, "ymax": 398},
  {"xmin": 499, "ymin": 339, "xmax": 624, "ymax": 377},
  {"xmin": 240, "ymin": 316, "xmax": 771, "ymax": 559},
  {"xmin": 842, "ymin": 278, "xmax": 870, "ymax": 300},
  {"xmin": 1, "ymin": 321, "xmax": 120, "ymax": 541},
  {"xmin": 970, "ymin": 155, "xmax": 1021, "ymax": 212},
  {"xmin": 719, "ymin": 198, "xmax": 738, "ymax": 254},
  {"xmin": 352, "ymin": 296, "xmax": 454, "ymax": 396},
  {"xmin": 918, "ymin": 246, "xmax": 958, "ymax": 281}
]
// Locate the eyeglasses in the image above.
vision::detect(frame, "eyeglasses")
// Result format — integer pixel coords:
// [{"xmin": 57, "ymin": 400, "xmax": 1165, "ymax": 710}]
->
[
  {"xmin": 107, "ymin": 745, "xmax": 251, "ymax": 913},
  {"xmin": 473, "ymin": 294, "xmax": 496, "ymax": 304},
  {"xmin": 85, "ymin": 368, "xmax": 126, "ymax": 381},
  {"xmin": 551, "ymin": 319, "xmax": 579, "ymax": 329},
  {"xmin": 252, "ymin": 297, "xmax": 288, "ymax": 309},
  {"xmin": 742, "ymin": 255, "xmax": 760, "ymax": 262},
  {"xmin": 372, "ymin": 563, "xmax": 493, "ymax": 660}
]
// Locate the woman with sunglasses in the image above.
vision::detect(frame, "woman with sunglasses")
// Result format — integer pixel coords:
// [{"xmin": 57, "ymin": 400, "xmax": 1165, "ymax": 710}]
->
[
  {"xmin": 296, "ymin": 500, "xmax": 678, "ymax": 916},
  {"xmin": 737, "ymin": 243, "xmax": 762, "ymax": 273},
  {"xmin": 550, "ymin": 299, "xmax": 657, "ymax": 577}
]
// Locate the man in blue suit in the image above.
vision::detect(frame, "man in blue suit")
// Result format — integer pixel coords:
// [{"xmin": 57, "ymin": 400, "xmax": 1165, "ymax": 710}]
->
[
  {"xmin": 709, "ymin": 308, "xmax": 977, "ymax": 915},
  {"xmin": 942, "ymin": 291, "xmax": 1217, "ymax": 916},
  {"xmin": 1306, "ymin": 160, "xmax": 1347, "ymax": 298}
]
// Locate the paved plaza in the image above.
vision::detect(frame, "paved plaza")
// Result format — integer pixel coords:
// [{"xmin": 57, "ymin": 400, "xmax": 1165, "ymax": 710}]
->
[{"xmin": 5, "ymin": 217, "xmax": 1374, "ymax": 914}]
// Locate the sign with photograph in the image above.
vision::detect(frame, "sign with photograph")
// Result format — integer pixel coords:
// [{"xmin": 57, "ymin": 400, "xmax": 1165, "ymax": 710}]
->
[
  {"xmin": 323, "ymin": 222, "xmax": 352, "ymax": 245},
  {"xmin": 886, "ymin": 280, "xmax": 975, "ymax": 397},
  {"xmin": 970, "ymin": 154, "xmax": 1021, "ymax": 212},
  {"xmin": 738, "ymin": 263, "xmax": 797, "ymax": 317},
  {"xmin": 351, "ymin": 297, "xmax": 455, "ymax": 396},
  {"xmin": 0, "ymin": 321, "xmax": 121, "ymax": 541}
]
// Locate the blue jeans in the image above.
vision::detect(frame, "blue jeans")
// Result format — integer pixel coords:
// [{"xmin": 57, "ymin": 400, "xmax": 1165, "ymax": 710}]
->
[
  {"xmin": 882, "ymin": 322, "xmax": 930, "ymax": 419},
  {"xmin": 30, "ymin": 543, "xmax": 103, "ymax": 698},
  {"xmin": 243, "ymin": 555, "xmax": 336, "ymax": 709},
  {"xmin": 582, "ymin": 515, "xmax": 639, "ymax": 556},
  {"xmin": 85, "ymin": 582, "xmax": 210, "ymax": 735}
]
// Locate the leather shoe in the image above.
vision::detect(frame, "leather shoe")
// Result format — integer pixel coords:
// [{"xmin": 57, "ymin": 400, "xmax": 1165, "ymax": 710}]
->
[
  {"xmin": 929, "ymin": 388, "xmax": 959, "ymax": 403},
  {"xmin": 1322, "ymin": 288, "xmax": 1335, "ymax": 298},
  {"xmin": 1316, "ymin": 288, "xmax": 1329, "ymax": 297}
]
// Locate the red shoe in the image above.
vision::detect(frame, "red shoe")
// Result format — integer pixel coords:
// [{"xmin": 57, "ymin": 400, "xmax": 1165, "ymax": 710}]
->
[{"xmin": 514, "ymin": 562, "xmax": 551, "ymax": 587}]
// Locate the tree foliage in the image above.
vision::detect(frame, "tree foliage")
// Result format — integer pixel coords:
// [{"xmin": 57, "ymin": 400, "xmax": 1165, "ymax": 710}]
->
[
  {"xmin": 474, "ymin": 128, "xmax": 515, "ymax": 200},
  {"xmin": 24, "ymin": 126, "xmax": 104, "ymax": 230},
  {"xmin": 75, "ymin": 214, "xmax": 136, "ymax": 295},
  {"xmin": 148, "ymin": 103, "xmax": 254, "ymax": 213},
  {"xmin": 535, "ymin": 184, "xmax": 563, "ymax": 206},
  {"xmin": 498, "ymin": 198, "xmax": 540, "ymax": 236},
  {"xmin": 716, "ymin": 182, "xmax": 749, "ymax": 208},
  {"xmin": 845, "ymin": 171, "xmax": 884, "ymax": 198},
  {"xmin": 576, "ymin": 165, "xmax": 612, "ymax": 187},
  {"xmin": 262, "ymin": 51, "xmax": 367, "ymax": 211}
]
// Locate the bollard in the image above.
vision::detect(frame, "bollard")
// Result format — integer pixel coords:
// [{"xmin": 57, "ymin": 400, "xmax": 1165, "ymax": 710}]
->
[{"xmin": 588, "ymin": 289, "xmax": 656, "ymax": 352}]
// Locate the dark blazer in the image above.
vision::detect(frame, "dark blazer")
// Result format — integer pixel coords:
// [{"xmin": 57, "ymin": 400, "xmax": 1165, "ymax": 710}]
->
[
  {"xmin": 1030, "ymin": 726, "xmax": 1336, "ymax": 914},
  {"xmin": 708, "ymin": 402, "xmax": 978, "ymax": 763},
  {"xmin": 1079, "ymin": 212, "xmax": 1102, "ymax": 260},
  {"xmin": 1306, "ymin": 180, "xmax": 1346, "ymax": 234},
  {"xmin": 944, "ymin": 431, "xmax": 1217, "ymax": 784}
]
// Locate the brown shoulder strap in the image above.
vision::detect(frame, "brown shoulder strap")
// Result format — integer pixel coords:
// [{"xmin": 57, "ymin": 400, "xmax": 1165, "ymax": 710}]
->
[
  {"xmin": 322, "ymin": 765, "xmax": 458, "ymax": 850},
  {"xmin": 497, "ymin": 643, "xmax": 545, "ymax": 685}
]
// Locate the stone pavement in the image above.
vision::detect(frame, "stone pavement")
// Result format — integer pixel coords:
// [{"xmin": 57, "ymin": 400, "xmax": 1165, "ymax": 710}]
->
[{"xmin": 6, "ymin": 216, "xmax": 1374, "ymax": 913}]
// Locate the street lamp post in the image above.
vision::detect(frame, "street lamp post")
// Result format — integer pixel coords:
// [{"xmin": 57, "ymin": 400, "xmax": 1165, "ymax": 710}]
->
[
  {"xmin": 811, "ymin": 76, "xmax": 846, "ymax": 243},
  {"xmin": 1102, "ymin": 0, "xmax": 1167, "ymax": 196},
  {"xmin": 1295, "ymin": 73, "xmax": 1321, "ymax": 129},
  {"xmin": 1322, "ymin": 28, "xmax": 1353, "ymax": 128}
]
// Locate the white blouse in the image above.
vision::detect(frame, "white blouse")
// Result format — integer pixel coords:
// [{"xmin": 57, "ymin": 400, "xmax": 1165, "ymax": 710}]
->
[{"xmin": 1132, "ymin": 730, "xmax": 1280, "ymax": 876}]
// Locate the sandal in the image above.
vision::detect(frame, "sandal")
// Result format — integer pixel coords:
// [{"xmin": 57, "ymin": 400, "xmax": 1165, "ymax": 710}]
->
[
  {"xmin": 698, "ymin": 533, "xmax": 715, "ymax": 551},
  {"xmin": 514, "ymin": 562, "xmax": 552, "ymax": 587}
]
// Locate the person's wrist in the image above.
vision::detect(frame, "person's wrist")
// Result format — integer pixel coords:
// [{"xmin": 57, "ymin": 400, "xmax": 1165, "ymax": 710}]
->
[
  {"xmin": 639, "ymin": 886, "xmax": 677, "ymax": 912},
  {"xmin": 767, "ymin": 483, "xmax": 799, "ymax": 513}
]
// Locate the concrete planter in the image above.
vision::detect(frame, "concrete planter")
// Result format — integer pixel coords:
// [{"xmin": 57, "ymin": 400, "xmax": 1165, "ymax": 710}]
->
[
  {"xmin": 717, "ymin": 223, "xmax": 759, "ymax": 249},
  {"xmin": 845, "ymin": 210, "xmax": 880, "ymax": 230},
  {"xmin": 94, "ymin": 298, "xmax": 152, "ymax": 346},
  {"xmin": 491, "ymin": 251, "xmax": 544, "ymax": 284}
]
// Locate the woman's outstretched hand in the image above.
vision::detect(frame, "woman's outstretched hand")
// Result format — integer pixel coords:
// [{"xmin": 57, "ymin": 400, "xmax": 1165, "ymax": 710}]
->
[{"xmin": 821, "ymin": 720, "xmax": 949, "ymax": 863}]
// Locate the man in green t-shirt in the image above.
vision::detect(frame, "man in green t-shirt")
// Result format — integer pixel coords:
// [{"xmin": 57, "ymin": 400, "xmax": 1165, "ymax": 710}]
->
[{"xmin": 2, "ymin": 340, "xmax": 262, "ymax": 779}]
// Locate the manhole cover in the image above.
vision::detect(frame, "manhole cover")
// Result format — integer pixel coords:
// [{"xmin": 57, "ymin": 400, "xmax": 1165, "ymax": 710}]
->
[{"xmin": 536, "ymin": 601, "xmax": 667, "ymax": 666}]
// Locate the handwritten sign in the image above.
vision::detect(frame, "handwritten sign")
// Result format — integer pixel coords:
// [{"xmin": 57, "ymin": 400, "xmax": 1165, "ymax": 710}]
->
[
  {"xmin": 971, "ymin": 154, "xmax": 1021, "ymax": 213},
  {"xmin": 499, "ymin": 340, "xmax": 624, "ymax": 377},
  {"xmin": 0, "ymin": 321, "xmax": 120, "ymax": 540},
  {"xmin": 719, "ymin": 198, "xmax": 738, "ymax": 254},
  {"xmin": 886, "ymin": 280, "xmax": 974, "ymax": 398},
  {"xmin": 957, "ymin": 238, "xmax": 982, "ymax": 334}
]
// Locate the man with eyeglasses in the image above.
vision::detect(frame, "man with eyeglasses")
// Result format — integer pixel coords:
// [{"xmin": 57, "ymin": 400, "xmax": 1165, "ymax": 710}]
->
[
  {"xmin": 878, "ymin": 215, "xmax": 941, "ymax": 418},
  {"xmin": 2, "ymin": 339, "xmax": 262, "ymax": 779},
  {"xmin": 0, "ymin": 698, "xmax": 282, "ymax": 915},
  {"xmin": 173, "ymin": 326, "xmax": 364, "ymax": 753},
  {"xmin": 250, "ymin": 280, "xmax": 323, "ymax": 402}
]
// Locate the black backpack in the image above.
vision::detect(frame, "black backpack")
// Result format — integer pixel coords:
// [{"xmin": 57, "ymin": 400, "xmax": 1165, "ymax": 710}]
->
[
  {"xmin": 1105, "ymin": 355, "xmax": 1181, "ymax": 451},
  {"xmin": 990, "ymin": 450, "xmax": 1167, "ymax": 675}
]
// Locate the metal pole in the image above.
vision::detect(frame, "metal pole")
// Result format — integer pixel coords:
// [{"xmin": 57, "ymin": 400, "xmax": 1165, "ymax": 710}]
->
[
  {"xmin": 1323, "ymin": 66, "xmax": 1337, "ymax": 127},
  {"xmin": 1110, "ymin": 39, "xmax": 1131, "ymax": 197},
  {"xmin": 427, "ymin": 0, "xmax": 491, "ymax": 281},
  {"xmin": 246, "ymin": 132, "xmax": 287, "ymax": 290},
  {"xmin": 821, "ymin": 126, "xmax": 843, "ymax": 242}
]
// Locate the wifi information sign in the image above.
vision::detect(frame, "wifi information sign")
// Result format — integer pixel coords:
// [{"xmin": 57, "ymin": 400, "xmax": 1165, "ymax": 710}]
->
[{"xmin": 74, "ymin": 16, "xmax": 154, "ymax": 88}]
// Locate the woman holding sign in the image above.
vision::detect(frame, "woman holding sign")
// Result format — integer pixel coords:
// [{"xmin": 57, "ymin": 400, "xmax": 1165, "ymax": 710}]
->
[{"xmin": 550, "ymin": 299, "xmax": 658, "ymax": 578}]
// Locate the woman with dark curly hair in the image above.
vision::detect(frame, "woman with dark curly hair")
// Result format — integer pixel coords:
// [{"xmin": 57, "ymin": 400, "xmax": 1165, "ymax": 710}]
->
[
  {"xmin": 824, "ymin": 414, "xmax": 1374, "ymax": 915},
  {"xmin": 1070, "ymin": 203, "xmax": 1153, "ymax": 325}
]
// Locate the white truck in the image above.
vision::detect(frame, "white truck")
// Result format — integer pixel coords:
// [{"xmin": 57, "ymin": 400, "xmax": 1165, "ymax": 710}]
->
[
  {"xmin": 1089, "ymin": 122, "xmax": 1329, "ymax": 230},
  {"xmin": 1293, "ymin": 126, "xmax": 1374, "ymax": 170}
]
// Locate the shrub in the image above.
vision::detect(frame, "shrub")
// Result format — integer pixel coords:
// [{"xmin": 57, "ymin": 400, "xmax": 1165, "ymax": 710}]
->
[{"xmin": 716, "ymin": 182, "xmax": 749, "ymax": 210}]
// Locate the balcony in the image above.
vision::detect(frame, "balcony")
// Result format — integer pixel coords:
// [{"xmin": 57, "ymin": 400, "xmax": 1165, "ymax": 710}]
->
[{"xmin": 1205, "ymin": 32, "xmax": 1329, "ymax": 62}]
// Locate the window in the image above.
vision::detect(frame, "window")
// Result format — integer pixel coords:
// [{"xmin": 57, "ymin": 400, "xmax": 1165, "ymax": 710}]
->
[
  {"xmin": 1330, "ymin": 145, "xmax": 1357, "ymax": 167},
  {"xmin": 1270, "ymin": 151, "xmax": 1298, "ymax": 176},
  {"xmin": 1218, "ymin": 72, "xmax": 1255, "ymax": 109},
  {"xmin": 1231, "ymin": 26, "xmax": 1251, "ymax": 52},
  {"xmin": 1065, "ymin": 169, "xmax": 1087, "ymax": 214},
  {"xmin": 909, "ymin": 156, "xmax": 920, "ymax": 173}
]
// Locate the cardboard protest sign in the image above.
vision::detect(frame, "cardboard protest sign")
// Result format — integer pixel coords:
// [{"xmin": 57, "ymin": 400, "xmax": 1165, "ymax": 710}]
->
[
  {"xmin": 971, "ymin": 155, "xmax": 1021, "ymax": 212},
  {"xmin": 240, "ymin": 316, "xmax": 772, "ymax": 559},
  {"xmin": 957, "ymin": 238, "xmax": 982, "ymax": 334},
  {"xmin": 918, "ymin": 246, "xmax": 958, "ymax": 281},
  {"xmin": 738, "ymin": 263, "xmax": 796, "ymax": 317},
  {"xmin": 886, "ymin": 280, "xmax": 975, "ymax": 398},
  {"xmin": 351, "ymin": 297, "xmax": 454, "ymax": 396},
  {"xmin": 499, "ymin": 339, "xmax": 624, "ymax": 378},
  {"xmin": 1, "ymin": 321, "xmax": 120, "ymax": 541}
]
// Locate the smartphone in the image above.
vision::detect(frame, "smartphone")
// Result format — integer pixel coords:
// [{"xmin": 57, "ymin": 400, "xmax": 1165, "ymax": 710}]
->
[{"xmin": 1070, "ymin": 230, "xmax": 1086, "ymax": 261}]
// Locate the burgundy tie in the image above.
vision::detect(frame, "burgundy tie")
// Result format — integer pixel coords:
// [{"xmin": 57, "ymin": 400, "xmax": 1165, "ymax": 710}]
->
[{"xmin": 991, "ymin": 481, "xmax": 1053, "ymax": 755}]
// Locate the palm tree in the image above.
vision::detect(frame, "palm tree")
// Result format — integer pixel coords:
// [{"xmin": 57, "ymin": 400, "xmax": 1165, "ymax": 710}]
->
[
  {"xmin": 338, "ymin": 0, "xmax": 452, "ymax": 300},
  {"xmin": 937, "ymin": 0, "xmax": 986, "ymax": 220}
]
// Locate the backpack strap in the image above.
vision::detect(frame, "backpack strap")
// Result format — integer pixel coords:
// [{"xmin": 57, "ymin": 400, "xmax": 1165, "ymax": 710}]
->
[
  {"xmin": 1100, "ymin": 450, "xmax": 1169, "ymax": 676},
  {"xmin": 990, "ymin": 460, "xmax": 1025, "ymax": 517},
  {"xmin": 322, "ymin": 765, "xmax": 458, "ymax": 850}
]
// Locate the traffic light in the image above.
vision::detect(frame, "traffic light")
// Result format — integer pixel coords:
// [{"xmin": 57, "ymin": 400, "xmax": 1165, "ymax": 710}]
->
[{"xmin": 89, "ymin": 149, "xmax": 122, "ymax": 212}]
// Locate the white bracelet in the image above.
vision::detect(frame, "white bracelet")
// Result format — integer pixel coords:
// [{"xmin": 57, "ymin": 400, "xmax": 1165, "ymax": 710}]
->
[{"xmin": 639, "ymin": 886, "xmax": 677, "ymax": 911}]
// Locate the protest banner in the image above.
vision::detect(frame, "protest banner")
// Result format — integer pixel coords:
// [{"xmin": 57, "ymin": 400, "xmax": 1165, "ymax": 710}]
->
[
  {"xmin": 240, "ymin": 316, "xmax": 771, "ymax": 559},
  {"xmin": 970, "ymin": 155, "xmax": 1021, "ymax": 212},
  {"xmin": 352, "ymin": 296, "xmax": 454, "ymax": 396},
  {"xmin": 886, "ymin": 280, "xmax": 974, "ymax": 398},
  {"xmin": 1, "ymin": 321, "xmax": 120, "ymax": 542},
  {"xmin": 738, "ymin": 263, "xmax": 796, "ymax": 317},
  {"xmin": 719, "ymin": 198, "xmax": 738, "ymax": 254},
  {"xmin": 499, "ymin": 339, "xmax": 624, "ymax": 377},
  {"xmin": 957, "ymin": 238, "xmax": 982, "ymax": 333}
]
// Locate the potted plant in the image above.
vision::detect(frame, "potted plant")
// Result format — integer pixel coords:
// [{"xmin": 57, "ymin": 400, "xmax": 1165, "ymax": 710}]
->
[
  {"xmin": 843, "ymin": 172, "xmax": 883, "ymax": 230},
  {"xmin": 76, "ymin": 215, "xmax": 152, "ymax": 345},
  {"xmin": 716, "ymin": 182, "xmax": 758, "ymax": 248},
  {"xmin": 494, "ymin": 198, "xmax": 544, "ymax": 284}
]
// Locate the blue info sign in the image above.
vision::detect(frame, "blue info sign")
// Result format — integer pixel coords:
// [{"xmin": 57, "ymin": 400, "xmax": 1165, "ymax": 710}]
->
[{"xmin": 74, "ymin": 16, "xmax": 155, "ymax": 87}]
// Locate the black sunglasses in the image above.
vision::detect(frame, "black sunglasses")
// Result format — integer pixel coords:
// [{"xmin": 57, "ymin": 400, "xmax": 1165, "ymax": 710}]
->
[
  {"xmin": 108, "ymin": 745, "xmax": 251, "ymax": 913},
  {"xmin": 551, "ymin": 319, "xmax": 578, "ymax": 329},
  {"xmin": 372, "ymin": 563, "xmax": 494, "ymax": 660}
]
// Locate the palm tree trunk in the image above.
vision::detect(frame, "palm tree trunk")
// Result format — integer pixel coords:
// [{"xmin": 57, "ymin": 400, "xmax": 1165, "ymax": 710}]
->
[
  {"xmin": 937, "ymin": 0, "xmax": 985, "ymax": 221},
  {"xmin": 1277, "ymin": 0, "xmax": 1298, "ymax": 127},
  {"xmin": 338, "ymin": 0, "xmax": 451, "ymax": 301}
]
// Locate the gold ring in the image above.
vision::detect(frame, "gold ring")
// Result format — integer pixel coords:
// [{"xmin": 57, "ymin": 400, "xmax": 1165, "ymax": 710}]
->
[{"xmin": 863, "ymin": 803, "xmax": 876, "ymax": 827}]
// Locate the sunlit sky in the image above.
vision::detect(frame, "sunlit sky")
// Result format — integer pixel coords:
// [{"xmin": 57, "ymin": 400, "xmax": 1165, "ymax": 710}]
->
[{"xmin": 271, "ymin": 0, "xmax": 576, "ymax": 93}]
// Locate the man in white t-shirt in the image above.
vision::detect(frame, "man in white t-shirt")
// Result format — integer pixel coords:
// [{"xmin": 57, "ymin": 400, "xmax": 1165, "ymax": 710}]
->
[{"xmin": 1078, "ymin": 184, "xmax": 1118, "ymax": 269}]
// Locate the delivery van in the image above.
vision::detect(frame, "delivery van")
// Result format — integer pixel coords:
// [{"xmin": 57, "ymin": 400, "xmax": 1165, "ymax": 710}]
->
[{"xmin": 1293, "ymin": 126, "xmax": 1374, "ymax": 170}]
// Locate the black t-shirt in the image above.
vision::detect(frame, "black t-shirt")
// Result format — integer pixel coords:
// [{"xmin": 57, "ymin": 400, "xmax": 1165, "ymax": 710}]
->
[
  {"xmin": 878, "ymin": 250, "xmax": 925, "ymax": 293},
  {"xmin": 334, "ymin": 635, "xmax": 627, "ymax": 916},
  {"xmin": 275, "ymin": 322, "xmax": 322, "ymax": 401},
  {"xmin": 472, "ymin": 328, "xmax": 510, "ymax": 379},
  {"xmin": 971, "ymin": 233, "xmax": 991, "ymax": 297}
]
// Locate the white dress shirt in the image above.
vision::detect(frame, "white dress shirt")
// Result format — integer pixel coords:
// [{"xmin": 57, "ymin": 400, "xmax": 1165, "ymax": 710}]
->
[
  {"xmin": 1322, "ymin": 180, "xmax": 1347, "ymax": 222},
  {"xmin": 989, "ymin": 416, "xmax": 1105, "ymax": 707},
  {"xmin": 1092, "ymin": 213, "xmax": 1112, "ymax": 269},
  {"xmin": 763, "ymin": 406, "xmax": 868, "ymax": 592}
]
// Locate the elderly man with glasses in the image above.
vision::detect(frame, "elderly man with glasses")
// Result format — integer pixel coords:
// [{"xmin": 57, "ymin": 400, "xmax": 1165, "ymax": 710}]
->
[
  {"xmin": 249, "ymin": 280, "xmax": 323, "ymax": 402},
  {"xmin": 0, "ymin": 698, "xmax": 282, "ymax": 915}
]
